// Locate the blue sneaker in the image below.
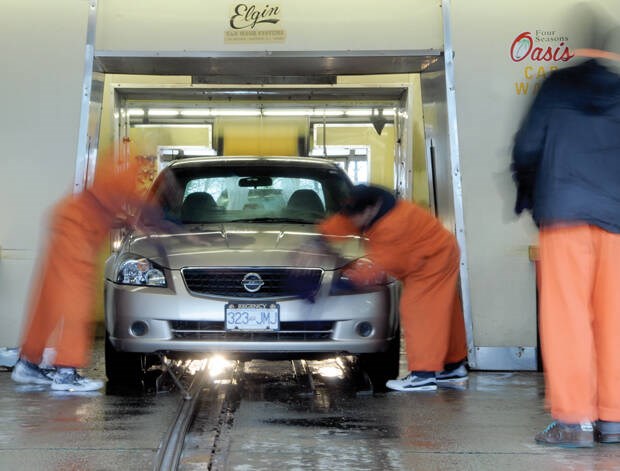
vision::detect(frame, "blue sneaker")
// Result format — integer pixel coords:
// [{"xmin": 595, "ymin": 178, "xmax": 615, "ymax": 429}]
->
[
  {"xmin": 385, "ymin": 373, "xmax": 437, "ymax": 391},
  {"xmin": 436, "ymin": 364, "xmax": 469, "ymax": 383},
  {"xmin": 535, "ymin": 421, "xmax": 594, "ymax": 448},
  {"xmin": 595, "ymin": 420, "xmax": 620, "ymax": 444},
  {"xmin": 51, "ymin": 368, "xmax": 104, "ymax": 392},
  {"xmin": 11, "ymin": 359, "xmax": 54, "ymax": 385}
]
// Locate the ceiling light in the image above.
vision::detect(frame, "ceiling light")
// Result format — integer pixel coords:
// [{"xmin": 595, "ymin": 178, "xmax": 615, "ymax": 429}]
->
[
  {"xmin": 263, "ymin": 109, "xmax": 314, "ymax": 116},
  {"xmin": 317, "ymin": 109, "xmax": 346, "ymax": 116},
  {"xmin": 345, "ymin": 109, "xmax": 373, "ymax": 116},
  {"xmin": 212, "ymin": 109, "xmax": 260, "ymax": 116},
  {"xmin": 127, "ymin": 108, "xmax": 144, "ymax": 116},
  {"xmin": 133, "ymin": 124, "xmax": 212, "ymax": 128},
  {"xmin": 180, "ymin": 109, "xmax": 212, "ymax": 117},
  {"xmin": 148, "ymin": 109, "xmax": 179, "ymax": 117}
]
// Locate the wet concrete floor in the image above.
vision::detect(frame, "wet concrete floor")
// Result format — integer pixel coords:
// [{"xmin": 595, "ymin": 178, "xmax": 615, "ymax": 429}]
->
[
  {"xmin": 0, "ymin": 341, "xmax": 180, "ymax": 470},
  {"xmin": 2, "ymin": 340, "xmax": 620, "ymax": 470},
  {"xmin": 185, "ymin": 359, "xmax": 620, "ymax": 471}
]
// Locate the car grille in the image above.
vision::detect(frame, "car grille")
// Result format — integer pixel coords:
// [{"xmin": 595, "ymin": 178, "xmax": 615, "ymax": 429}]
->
[
  {"xmin": 169, "ymin": 320, "xmax": 333, "ymax": 341},
  {"xmin": 181, "ymin": 268, "xmax": 323, "ymax": 299}
]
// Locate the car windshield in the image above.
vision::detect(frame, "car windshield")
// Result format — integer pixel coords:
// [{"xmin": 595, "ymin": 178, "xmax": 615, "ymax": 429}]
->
[{"xmin": 144, "ymin": 161, "xmax": 352, "ymax": 225}]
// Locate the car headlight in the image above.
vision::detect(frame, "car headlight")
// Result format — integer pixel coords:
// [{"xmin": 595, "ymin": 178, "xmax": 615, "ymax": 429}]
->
[
  {"xmin": 330, "ymin": 258, "xmax": 389, "ymax": 295},
  {"xmin": 115, "ymin": 253, "xmax": 167, "ymax": 287},
  {"xmin": 330, "ymin": 268, "xmax": 358, "ymax": 295}
]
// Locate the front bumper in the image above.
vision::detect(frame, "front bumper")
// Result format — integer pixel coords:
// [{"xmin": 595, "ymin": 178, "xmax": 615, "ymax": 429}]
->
[{"xmin": 105, "ymin": 270, "xmax": 399, "ymax": 356}]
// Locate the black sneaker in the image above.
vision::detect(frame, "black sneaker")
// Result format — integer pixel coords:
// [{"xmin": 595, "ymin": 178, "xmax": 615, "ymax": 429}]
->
[
  {"xmin": 11, "ymin": 359, "xmax": 54, "ymax": 385},
  {"xmin": 595, "ymin": 420, "xmax": 620, "ymax": 444},
  {"xmin": 535, "ymin": 421, "xmax": 594, "ymax": 448}
]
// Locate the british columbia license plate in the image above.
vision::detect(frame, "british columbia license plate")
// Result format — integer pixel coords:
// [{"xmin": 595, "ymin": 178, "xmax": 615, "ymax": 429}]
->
[{"xmin": 225, "ymin": 303, "xmax": 280, "ymax": 331}]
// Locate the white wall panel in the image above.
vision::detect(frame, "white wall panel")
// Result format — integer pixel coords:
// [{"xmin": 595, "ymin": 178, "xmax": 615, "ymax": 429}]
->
[
  {"xmin": 450, "ymin": 0, "xmax": 620, "ymax": 349},
  {"xmin": 0, "ymin": 0, "xmax": 89, "ymax": 346}
]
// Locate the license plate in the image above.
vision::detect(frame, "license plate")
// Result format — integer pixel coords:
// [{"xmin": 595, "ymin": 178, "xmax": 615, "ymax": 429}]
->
[{"xmin": 225, "ymin": 303, "xmax": 280, "ymax": 331}]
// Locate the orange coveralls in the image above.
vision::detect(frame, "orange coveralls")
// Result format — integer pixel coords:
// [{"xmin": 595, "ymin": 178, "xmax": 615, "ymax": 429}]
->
[
  {"xmin": 20, "ymin": 160, "xmax": 143, "ymax": 368},
  {"xmin": 320, "ymin": 200, "xmax": 467, "ymax": 372},
  {"xmin": 539, "ymin": 225, "xmax": 620, "ymax": 423}
]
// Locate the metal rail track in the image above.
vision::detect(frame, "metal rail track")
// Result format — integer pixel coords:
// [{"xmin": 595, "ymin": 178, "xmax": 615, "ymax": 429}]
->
[{"xmin": 153, "ymin": 361, "xmax": 210, "ymax": 471}]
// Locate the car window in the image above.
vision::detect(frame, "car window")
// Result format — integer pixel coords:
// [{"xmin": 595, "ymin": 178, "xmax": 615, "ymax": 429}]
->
[{"xmin": 145, "ymin": 162, "xmax": 351, "ymax": 225}]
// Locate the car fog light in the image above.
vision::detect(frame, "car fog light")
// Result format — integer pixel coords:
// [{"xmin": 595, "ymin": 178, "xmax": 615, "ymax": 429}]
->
[
  {"xmin": 356, "ymin": 321, "xmax": 373, "ymax": 337},
  {"xmin": 130, "ymin": 321, "xmax": 149, "ymax": 337}
]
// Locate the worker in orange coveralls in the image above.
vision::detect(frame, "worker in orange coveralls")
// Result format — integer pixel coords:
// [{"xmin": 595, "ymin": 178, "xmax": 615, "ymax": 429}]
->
[
  {"xmin": 512, "ymin": 15, "xmax": 620, "ymax": 446},
  {"xmin": 319, "ymin": 184, "xmax": 468, "ymax": 391},
  {"xmin": 11, "ymin": 156, "xmax": 146, "ymax": 392}
]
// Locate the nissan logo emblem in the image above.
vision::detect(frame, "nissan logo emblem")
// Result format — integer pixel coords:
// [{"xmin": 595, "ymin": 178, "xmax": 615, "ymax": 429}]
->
[{"xmin": 241, "ymin": 272, "xmax": 264, "ymax": 293}]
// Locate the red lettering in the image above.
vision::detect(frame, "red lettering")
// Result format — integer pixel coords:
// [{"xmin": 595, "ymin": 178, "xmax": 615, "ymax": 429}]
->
[
  {"xmin": 511, "ymin": 32, "xmax": 533, "ymax": 62},
  {"xmin": 510, "ymin": 34, "xmax": 575, "ymax": 62},
  {"xmin": 558, "ymin": 47, "xmax": 575, "ymax": 61}
]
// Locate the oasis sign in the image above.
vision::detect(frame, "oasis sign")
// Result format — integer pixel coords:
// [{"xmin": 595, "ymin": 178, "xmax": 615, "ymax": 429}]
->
[
  {"xmin": 510, "ymin": 31, "xmax": 573, "ymax": 62},
  {"xmin": 510, "ymin": 30, "xmax": 574, "ymax": 96}
]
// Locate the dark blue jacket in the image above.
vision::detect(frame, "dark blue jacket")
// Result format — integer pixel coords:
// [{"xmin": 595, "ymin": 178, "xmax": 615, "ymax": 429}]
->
[{"xmin": 512, "ymin": 59, "xmax": 620, "ymax": 232}]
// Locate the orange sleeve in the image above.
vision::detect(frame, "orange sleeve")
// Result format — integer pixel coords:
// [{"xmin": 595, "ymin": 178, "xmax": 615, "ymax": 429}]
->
[
  {"xmin": 89, "ymin": 157, "xmax": 145, "ymax": 215},
  {"xmin": 318, "ymin": 213, "xmax": 361, "ymax": 239}
]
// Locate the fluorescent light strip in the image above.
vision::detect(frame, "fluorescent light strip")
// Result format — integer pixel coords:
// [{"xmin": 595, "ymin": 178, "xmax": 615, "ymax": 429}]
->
[
  {"xmin": 213, "ymin": 109, "xmax": 260, "ymax": 116},
  {"xmin": 263, "ymin": 109, "xmax": 314, "ymax": 116},
  {"xmin": 148, "ymin": 109, "xmax": 179, "ymax": 117},
  {"xmin": 180, "ymin": 109, "xmax": 212, "ymax": 117},
  {"xmin": 127, "ymin": 108, "xmax": 145, "ymax": 116},
  {"xmin": 133, "ymin": 124, "xmax": 212, "ymax": 128},
  {"xmin": 345, "ymin": 109, "xmax": 373, "ymax": 116}
]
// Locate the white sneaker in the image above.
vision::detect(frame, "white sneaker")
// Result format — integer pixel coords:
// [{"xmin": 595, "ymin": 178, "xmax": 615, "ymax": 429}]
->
[
  {"xmin": 51, "ymin": 368, "xmax": 104, "ymax": 392},
  {"xmin": 436, "ymin": 364, "xmax": 468, "ymax": 383},
  {"xmin": 0, "ymin": 348, "xmax": 19, "ymax": 368},
  {"xmin": 385, "ymin": 373, "xmax": 437, "ymax": 392},
  {"xmin": 11, "ymin": 359, "xmax": 54, "ymax": 385}
]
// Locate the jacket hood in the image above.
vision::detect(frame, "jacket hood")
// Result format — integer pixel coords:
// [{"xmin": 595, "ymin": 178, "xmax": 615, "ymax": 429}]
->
[{"xmin": 557, "ymin": 59, "xmax": 620, "ymax": 113}]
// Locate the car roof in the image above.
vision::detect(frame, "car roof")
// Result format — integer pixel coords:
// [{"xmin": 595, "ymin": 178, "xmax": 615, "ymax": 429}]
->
[{"xmin": 168, "ymin": 156, "xmax": 341, "ymax": 170}]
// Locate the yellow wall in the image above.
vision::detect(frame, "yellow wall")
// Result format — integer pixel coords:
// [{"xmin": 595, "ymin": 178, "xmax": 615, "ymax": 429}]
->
[
  {"xmin": 219, "ymin": 117, "xmax": 306, "ymax": 156},
  {"xmin": 315, "ymin": 125, "xmax": 395, "ymax": 189},
  {"xmin": 99, "ymin": 74, "xmax": 192, "ymax": 157},
  {"xmin": 409, "ymin": 74, "xmax": 429, "ymax": 207},
  {"xmin": 337, "ymin": 73, "xmax": 427, "ymax": 203},
  {"xmin": 129, "ymin": 126, "xmax": 212, "ymax": 156}
]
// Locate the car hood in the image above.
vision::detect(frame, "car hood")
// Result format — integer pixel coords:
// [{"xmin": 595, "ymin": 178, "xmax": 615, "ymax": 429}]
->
[{"xmin": 125, "ymin": 223, "xmax": 365, "ymax": 270}]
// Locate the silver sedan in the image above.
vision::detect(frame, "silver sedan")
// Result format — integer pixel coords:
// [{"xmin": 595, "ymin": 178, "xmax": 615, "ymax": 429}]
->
[{"xmin": 104, "ymin": 156, "xmax": 400, "ymax": 388}]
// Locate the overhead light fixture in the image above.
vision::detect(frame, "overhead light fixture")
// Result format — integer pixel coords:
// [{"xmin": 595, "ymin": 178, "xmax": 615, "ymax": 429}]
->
[
  {"xmin": 212, "ymin": 109, "xmax": 260, "ymax": 116},
  {"xmin": 382, "ymin": 109, "xmax": 396, "ymax": 116},
  {"xmin": 133, "ymin": 124, "xmax": 212, "ymax": 128},
  {"xmin": 318, "ymin": 109, "xmax": 346, "ymax": 116},
  {"xmin": 180, "ymin": 109, "xmax": 211, "ymax": 117},
  {"xmin": 263, "ymin": 109, "xmax": 314, "ymax": 116},
  {"xmin": 345, "ymin": 109, "xmax": 373, "ymax": 117},
  {"xmin": 148, "ymin": 109, "xmax": 179, "ymax": 117},
  {"xmin": 127, "ymin": 108, "xmax": 145, "ymax": 116}
]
